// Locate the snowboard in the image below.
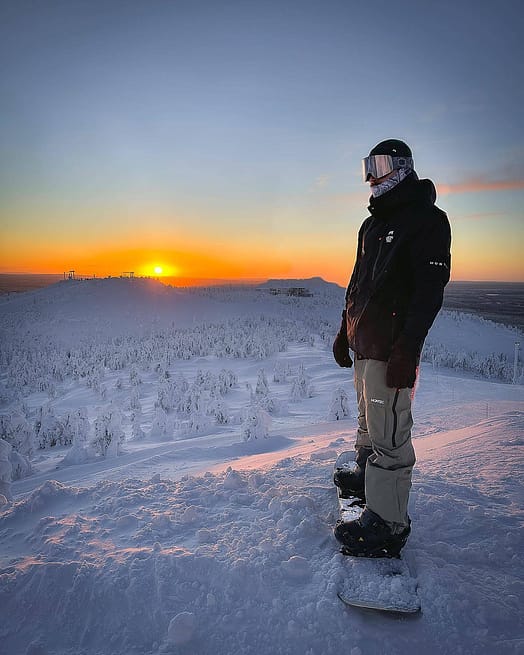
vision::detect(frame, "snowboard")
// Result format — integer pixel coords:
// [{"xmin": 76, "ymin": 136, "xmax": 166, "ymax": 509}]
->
[{"xmin": 334, "ymin": 450, "xmax": 421, "ymax": 614}]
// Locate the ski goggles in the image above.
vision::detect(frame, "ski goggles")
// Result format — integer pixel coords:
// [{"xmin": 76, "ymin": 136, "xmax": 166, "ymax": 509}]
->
[{"xmin": 362, "ymin": 154, "xmax": 413, "ymax": 181}]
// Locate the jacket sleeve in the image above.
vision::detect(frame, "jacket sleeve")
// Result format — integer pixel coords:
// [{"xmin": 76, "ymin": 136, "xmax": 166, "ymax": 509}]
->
[
  {"xmin": 399, "ymin": 210, "xmax": 451, "ymax": 354},
  {"xmin": 345, "ymin": 221, "xmax": 366, "ymax": 303}
]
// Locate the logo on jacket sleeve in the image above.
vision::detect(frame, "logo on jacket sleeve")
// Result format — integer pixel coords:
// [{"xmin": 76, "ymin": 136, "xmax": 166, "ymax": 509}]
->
[{"xmin": 385, "ymin": 230, "xmax": 394, "ymax": 243}]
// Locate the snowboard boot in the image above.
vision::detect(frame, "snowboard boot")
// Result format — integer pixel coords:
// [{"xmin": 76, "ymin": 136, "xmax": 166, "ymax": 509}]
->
[
  {"xmin": 333, "ymin": 447, "xmax": 372, "ymax": 500},
  {"xmin": 334, "ymin": 507, "xmax": 411, "ymax": 559}
]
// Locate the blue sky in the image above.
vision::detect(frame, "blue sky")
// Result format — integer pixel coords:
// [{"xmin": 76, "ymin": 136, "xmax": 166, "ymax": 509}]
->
[{"xmin": 1, "ymin": 0, "xmax": 523, "ymax": 281}]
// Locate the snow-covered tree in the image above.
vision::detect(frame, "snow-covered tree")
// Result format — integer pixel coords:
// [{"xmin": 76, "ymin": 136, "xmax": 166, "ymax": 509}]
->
[
  {"xmin": 156, "ymin": 373, "xmax": 189, "ymax": 414},
  {"xmin": 157, "ymin": 378, "xmax": 177, "ymax": 413},
  {"xmin": 210, "ymin": 400, "xmax": 230, "ymax": 425},
  {"xmin": 129, "ymin": 387, "xmax": 141, "ymax": 411},
  {"xmin": 188, "ymin": 410, "xmax": 211, "ymax": 435},
  {"xmin": 35, "ymin": 405, "xmax": 61, "ymax": 449},
  {"xmin": 93, "ymin": 404, "xmax": 124, "ymax": 457},
  {"xmin": 181, "ymin": 379, "xmax": 212, "ymax": 419},
  {"xmin": 149, "ymin": 406, "xmax": 172, "ymax": 441},
  {"xmin": 290, "ymin": 364, "xmax": 313, "ymax": 401},
  {"xmin": 62, "ymin": 408, "xmax": 91, "ymax": 465},
  {"xmin": 0, "ymin": 410, "xmax": 34, "ymax": 459},
  {"xmin": 131, "ymin": 407, "xmax": 146, "ymax": 441},
  {"xmin": 129, "ymin": 367, "xmax": 141, "ymax": 386},
  {"xmin": 241, "ymin": 403, "xmax": 271, "ymax": 441},
  {"xmin": 256, "ymin": 369, "xmax": 270, "ymax": 397},
  {"xmin": 59, "ymin": 412, "xmax": 76, "ymax": 447},
  {"xmin": 259, "ymin": 394, "xmax": 280, "ymax": 415},
  {"xmin": 88, "ymin": 368, "xmax": 105, "ymax": 394},
  {"xmin": 10, "ymin": 451, "xmax": 32, "ymax": 480},
  {"xmin": 194, "ymin": 369, "xmax": 206, "ymax": 387},
  {"xmin": 218, "ymin": 369, "xmax": 237, "ymax": 394},
  {"xmin": 0, "ymin": 439, "xmax": 13, "ymax": 501},
  {"xmin": 327, "ymin": 387, "xmax": 351, "ymax": 421},
  {"xmin": 273, "ymin": 361, "xmax": 291, "ymax": 383},
  {"xmin": 73, "ymin": 407, "xmax": 90, "ymax": 446},
  {"xmin": 253, "ymin": 368, "xmax": 280, "ymax": 414}
]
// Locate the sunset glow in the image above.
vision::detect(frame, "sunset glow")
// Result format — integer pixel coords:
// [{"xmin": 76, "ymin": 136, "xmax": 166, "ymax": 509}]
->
[
  {"xmin": 0, "ymin": 2, "xmax": 522, "ymax": 284},
  {"xmin": 138, "ymin": 262, "xmax": 179, "ymax": 279}
]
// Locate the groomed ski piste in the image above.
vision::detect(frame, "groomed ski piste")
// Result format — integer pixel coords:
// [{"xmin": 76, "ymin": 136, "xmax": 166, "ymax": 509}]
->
[{"xmin": 0, "ymin": 278, "xmax": 523, "ymax": 655}]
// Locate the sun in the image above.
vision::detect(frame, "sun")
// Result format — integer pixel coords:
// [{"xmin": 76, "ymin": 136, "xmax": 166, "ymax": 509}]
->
[{"xmin": 137, "ymin": 261, "xmax": 178, "ymax": 278}]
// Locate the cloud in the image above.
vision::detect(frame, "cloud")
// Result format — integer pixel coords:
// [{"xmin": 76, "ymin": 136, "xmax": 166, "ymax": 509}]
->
[{"xmin": 437, "ymin": 179, "xmax": 524, "ymax": 195}]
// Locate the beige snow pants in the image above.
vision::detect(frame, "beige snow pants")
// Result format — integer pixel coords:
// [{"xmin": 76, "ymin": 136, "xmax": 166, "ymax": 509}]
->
[{"xmin": 354, "ymin": 358, "xmax": 415, "ymax": 526}]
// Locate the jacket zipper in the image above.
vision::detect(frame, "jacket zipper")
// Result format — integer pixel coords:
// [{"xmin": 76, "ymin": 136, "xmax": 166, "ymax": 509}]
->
[{"xmin": 371, "ymin": 236, "xmax": 385, "ymax": 281}]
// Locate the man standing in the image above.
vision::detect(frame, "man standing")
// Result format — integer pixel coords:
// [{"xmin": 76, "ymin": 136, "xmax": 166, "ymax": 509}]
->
[{"xmin": 333, "ymin": 139, "xmax": 451, "ymax": 557}]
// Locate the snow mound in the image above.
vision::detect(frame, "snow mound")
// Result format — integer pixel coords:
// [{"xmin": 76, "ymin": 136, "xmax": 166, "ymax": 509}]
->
[{"xmin": 1, "ymin": 412, "xmax": 523, "ymax": 655}]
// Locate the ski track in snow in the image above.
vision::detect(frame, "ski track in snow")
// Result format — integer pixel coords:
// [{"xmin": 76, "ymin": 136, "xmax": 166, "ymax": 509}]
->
[{"xmin": 0, "ymin": 279, "xmax": 523, "ymax": 655}]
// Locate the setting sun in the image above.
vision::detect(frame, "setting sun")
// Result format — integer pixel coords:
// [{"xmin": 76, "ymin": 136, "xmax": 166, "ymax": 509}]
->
[{"xmin": 134, "ymin": 261, "xmax": 178, "ymax": 278}]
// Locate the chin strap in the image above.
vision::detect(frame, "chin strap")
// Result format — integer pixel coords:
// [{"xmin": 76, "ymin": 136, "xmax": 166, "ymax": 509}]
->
[{"xmin": 370, "ymin": 168, "xmax": 411, "ymax": 198}]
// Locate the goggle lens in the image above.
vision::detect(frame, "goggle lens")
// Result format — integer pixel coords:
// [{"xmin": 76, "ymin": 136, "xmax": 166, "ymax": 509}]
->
[
  {"xmin": 362, "ymin": 155, "xmax": 413, "ymax": 181},
  {"xmin": 362, "ymin": 155, "xmax": 394, "ymax": 181}
]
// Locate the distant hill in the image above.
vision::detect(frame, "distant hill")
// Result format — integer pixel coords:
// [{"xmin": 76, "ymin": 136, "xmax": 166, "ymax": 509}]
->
[
  {"xmin": 0, "ymin": 274, "xmax": 344, "ymax": 294},
  {"xmin": 260, "ymin": 277, "xmax": 343, "ymax": 292},
  {"xmin": 0, "ymin": 275, "xmax": 344, "ymax": 343}
]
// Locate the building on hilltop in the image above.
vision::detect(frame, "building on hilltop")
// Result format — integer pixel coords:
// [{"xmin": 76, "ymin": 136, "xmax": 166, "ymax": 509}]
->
[{"xmin": 265, "ymin": 287, "xmax": 313, "ymax": 297}]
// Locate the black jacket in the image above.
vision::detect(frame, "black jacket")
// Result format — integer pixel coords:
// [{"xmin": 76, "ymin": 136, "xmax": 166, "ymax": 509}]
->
[{"xmin": 345, "ymin": 172, "xmax": 451, "ymax": 361}]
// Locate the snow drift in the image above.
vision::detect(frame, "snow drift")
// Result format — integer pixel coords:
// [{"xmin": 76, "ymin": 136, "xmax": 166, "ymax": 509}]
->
[{"xmin": 1, "ymin": 414, "xmax": 523, "ymax": 655}]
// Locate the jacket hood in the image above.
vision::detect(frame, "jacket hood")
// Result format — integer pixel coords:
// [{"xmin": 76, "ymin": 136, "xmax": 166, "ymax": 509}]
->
[{"xmin": 368, "ymin": 172, "xmax": 437, "ymax": 219}]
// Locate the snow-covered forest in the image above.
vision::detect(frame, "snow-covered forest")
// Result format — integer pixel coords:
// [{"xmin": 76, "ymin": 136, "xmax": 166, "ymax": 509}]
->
[{"xmin": 0, "ymin": 278, "xmax": 523, "ymax": 655}]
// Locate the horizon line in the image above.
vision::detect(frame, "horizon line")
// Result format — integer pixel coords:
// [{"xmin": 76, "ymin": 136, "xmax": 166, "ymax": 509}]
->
[{"xmin": 1, "ymin": 272, "xmax": 523, "ymax": 285}]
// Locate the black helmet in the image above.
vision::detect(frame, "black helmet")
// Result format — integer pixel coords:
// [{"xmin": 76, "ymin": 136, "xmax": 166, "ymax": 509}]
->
[{"xmin": 369, "ymin": 139, "xmax": 412, "ymax": 158}]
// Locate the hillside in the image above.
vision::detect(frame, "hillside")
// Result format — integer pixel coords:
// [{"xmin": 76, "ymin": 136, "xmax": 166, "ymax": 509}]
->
[{"xmin": 0, "ymin": 277, "xmax": 523, "ymax": 655}]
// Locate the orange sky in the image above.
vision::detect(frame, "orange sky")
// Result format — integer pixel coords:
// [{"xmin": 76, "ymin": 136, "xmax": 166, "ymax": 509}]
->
[
  {"xmin": 2, "ymin": 147, "xmax": 524, "ymax": 285},
  {"xmin": 1, "ymin": 1, "xmax": 524, "ymax": 285},
  {"xmin": 2, "ymin": 226, "xmax": 523, "ymax": 285},
  {"xmin": 1, "ymin": 176, "xmax": 523, "ymax": 285}
]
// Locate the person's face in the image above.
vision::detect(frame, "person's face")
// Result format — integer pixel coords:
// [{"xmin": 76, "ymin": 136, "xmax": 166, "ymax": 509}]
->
[{"xmin": 368, "ymin": 169, "xmax": 396, "ymax": 187}]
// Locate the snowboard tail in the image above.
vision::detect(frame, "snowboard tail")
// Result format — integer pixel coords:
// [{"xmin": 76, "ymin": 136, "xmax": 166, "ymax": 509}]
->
[
  {"xmin": 338, "ymin": 591, "xmax": 421, "ymax": 614},
  {"xmin": 337, "ymin": 556, "xmax": 421, "ymax": 614}
]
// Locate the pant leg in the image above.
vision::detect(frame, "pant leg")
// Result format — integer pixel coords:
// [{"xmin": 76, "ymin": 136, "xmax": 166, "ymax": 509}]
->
[
  {"xmin": 354, "ymin": 358, "xmax": 372, "ymax": 450},
  {"xmin": 361, "ymin": 359, "xmax": 415, "ymax": 526}
]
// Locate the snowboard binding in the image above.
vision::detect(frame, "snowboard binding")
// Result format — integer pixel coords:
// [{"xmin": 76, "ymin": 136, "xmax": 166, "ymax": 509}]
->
[
  {"xmin": 334, "ymin": 508, "xmax": 411, "ymax": 559},
  {"xmin": 333, "ymin": 446, "xmax": 372, "ymax": 502}
]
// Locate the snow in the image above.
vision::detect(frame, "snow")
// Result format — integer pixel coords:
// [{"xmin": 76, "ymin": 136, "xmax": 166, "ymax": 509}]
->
[
  {"xmin": 338, "ymin": 557, "xmax": 420, "ymax": 613},
  {"xmin": 0, "ymin": 278, "xmax": 523, "ymax": 655}
]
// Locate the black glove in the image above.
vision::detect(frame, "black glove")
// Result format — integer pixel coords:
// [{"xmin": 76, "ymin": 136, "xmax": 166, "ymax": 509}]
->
[
  {"xmin": 386, "ymin": 337, "xmax": 418, "ymax": 389},
  {"xmin": 333, "ymin": 310, "xmax": 353, "ymax": 368}
]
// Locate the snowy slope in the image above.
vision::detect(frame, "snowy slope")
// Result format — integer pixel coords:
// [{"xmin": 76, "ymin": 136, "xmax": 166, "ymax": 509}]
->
[
  {"xmin": 1, "ymin": 412, "xmax": 523, "ymax": 655},
  {"xmin": 0, "ymin": 278, "xmax": 523, "ymax": 655}
]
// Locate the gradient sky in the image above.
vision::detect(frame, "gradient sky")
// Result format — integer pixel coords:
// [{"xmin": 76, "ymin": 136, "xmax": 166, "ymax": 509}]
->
[{"xmin": 1, "ymin": 0, "xmax": 523, "ymax": 284}]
